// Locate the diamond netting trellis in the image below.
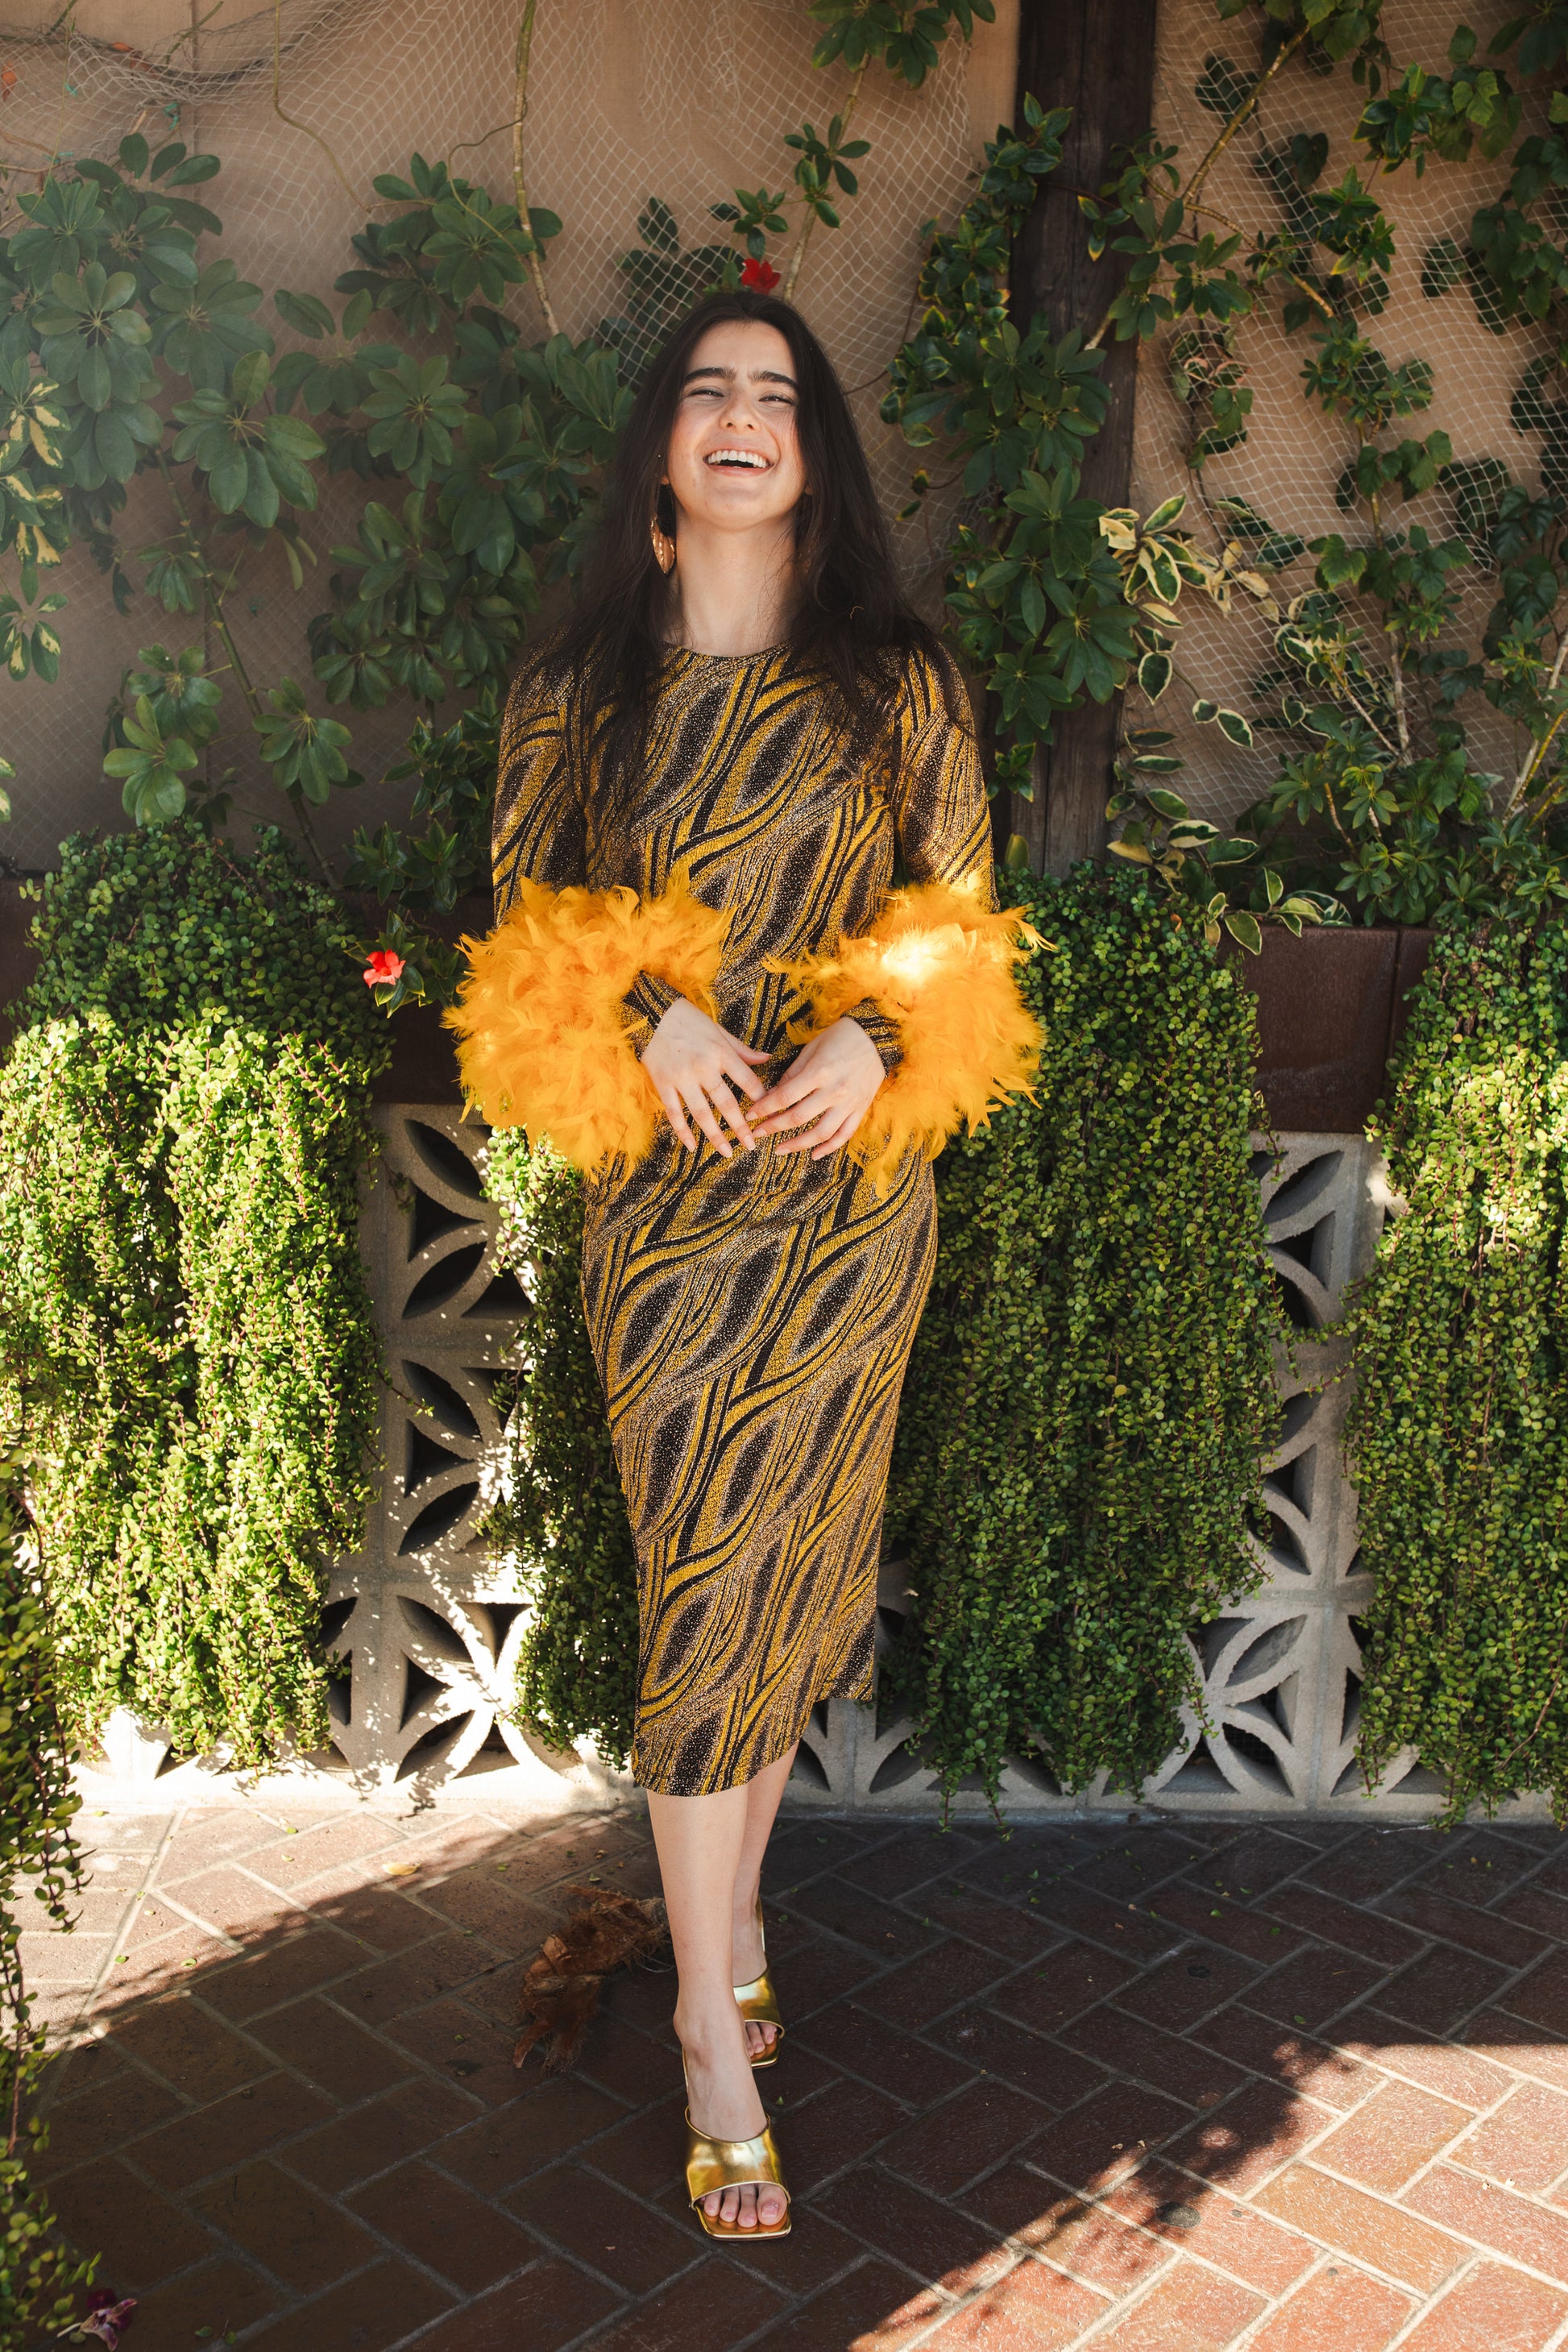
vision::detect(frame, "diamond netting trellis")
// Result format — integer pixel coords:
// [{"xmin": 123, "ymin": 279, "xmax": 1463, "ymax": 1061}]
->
[
  {"xmin": 11, "ymin": 0, "xmax": 1541, "ymax": 874},
  {"xmin": 0, "ymin": 0, "xmax": 1012, "ymax": 868},
  {"xmin": 1130, "ymin": 0, "xmax": 1559, "ymax": 829}
]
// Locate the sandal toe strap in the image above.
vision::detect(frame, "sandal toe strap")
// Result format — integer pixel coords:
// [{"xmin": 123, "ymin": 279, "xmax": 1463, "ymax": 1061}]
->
[
  {"xmin": 685, "ymin": 2117, "xmax": 790, "ymax": 2209},
  {"xmin": 732, "ymin": 1965, "xmax": 783, "ymax": 2031}
]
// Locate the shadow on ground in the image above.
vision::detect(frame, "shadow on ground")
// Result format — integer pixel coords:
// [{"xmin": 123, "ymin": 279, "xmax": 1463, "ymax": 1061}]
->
[{"xmin": 24, "ymin": 1796, "xmax": 1568, "ymax": 2350}]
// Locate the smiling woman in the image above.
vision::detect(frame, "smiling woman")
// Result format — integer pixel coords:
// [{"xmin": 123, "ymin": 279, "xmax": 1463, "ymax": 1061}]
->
[{"xmin": 446, "ymin": 288, "xmax": 1039, "ymax": 2242}]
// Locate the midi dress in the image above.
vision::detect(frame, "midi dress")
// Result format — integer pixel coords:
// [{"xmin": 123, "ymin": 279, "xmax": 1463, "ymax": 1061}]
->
[{"xmin": 455, "ymin": 641, "xmax": 1039, "ymax": 1796}]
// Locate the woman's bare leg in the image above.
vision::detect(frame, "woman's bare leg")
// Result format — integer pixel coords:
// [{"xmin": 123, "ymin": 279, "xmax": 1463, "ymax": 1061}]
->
[
  {"xmin": 730, "ymin": 1744, "xmax": 796, "ymax": 2059},
  {"xmin": 646, "ymin": 1778, "xmax": 789, "ymax": 2230}
]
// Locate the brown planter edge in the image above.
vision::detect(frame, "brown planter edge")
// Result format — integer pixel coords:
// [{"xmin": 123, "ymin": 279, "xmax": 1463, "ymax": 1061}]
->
[{"xmin": 1242, "ymin": 923, "xmax": 1433, "ymax": 1136}]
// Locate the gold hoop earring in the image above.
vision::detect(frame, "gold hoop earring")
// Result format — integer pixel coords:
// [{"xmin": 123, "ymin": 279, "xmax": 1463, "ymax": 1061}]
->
[{"xmin": 650, "ymin": 515, "xmax": 676, "ymax": 575}]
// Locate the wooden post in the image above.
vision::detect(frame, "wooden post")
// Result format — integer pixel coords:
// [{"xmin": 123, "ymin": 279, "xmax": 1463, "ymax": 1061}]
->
[{"xmin": 1010, "ymin": 0, "xmax": 1159, "ymax": 873}]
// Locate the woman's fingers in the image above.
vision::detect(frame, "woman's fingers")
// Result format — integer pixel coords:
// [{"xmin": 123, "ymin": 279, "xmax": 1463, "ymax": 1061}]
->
[
  {"xmin": 650, "ymin": 1015, "xmax": 873, "ymax": 1159},
  {"xmin": 719, "ymin": 1049, "xmax": 765, "ymax": 1101},
  {"xmin": 750, "ymin": 1067, "xmax": 819, "ymax": 1128},
  {"xmin": 685, "ymin": 1086, "xmax": 734, "ymax": 1158},
  {"xmin": 707, "ymin": 1077, "xmax": 756, "ymax": 1149},
  {"xmin": 769, "ymin": 1087, "xmax": 836, "ymax": 1151},
  {"xmin": 810, "ymin": 1109, "xmax": 861, "ymax": 1159},
  {"xmin": 652, "ymin": 1081, "xmax": 698, "ymax": 1151},
  {"xmin": 749, "ymin": 1037, "xmax": 822, "ymax": 1119}
]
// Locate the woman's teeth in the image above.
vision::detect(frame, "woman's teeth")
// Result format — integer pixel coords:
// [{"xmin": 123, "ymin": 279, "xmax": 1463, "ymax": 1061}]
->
[{"xmin": 706, "ymin": 450, "xmax": 768, "ymax": 469}]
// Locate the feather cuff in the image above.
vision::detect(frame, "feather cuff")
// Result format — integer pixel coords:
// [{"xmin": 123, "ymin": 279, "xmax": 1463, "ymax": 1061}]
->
[
  {"xmin": 779, "ymin": 876, "xmax": 1043, "ymax": 1190},
  {"xmin": 446, "ymin": 878, "xmax": 729, "ymax": 1172}
]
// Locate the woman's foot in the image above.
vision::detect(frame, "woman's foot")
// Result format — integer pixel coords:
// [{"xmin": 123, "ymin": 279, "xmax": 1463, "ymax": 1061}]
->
[
  {"xmin": 732, "ymin": 1895, "xmax": 780, "ymax": 2061},
  {"xmin": 679, "ymin": 2005, "xmax": 788, "ymax": 2230}
]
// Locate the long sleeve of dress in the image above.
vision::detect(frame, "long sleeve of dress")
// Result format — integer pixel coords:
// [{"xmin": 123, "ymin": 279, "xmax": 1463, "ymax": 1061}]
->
[
  {"xmin": 782, "ymin": 650, "xmax": 1042, "ymax": 1188},
  {"xmin": 446, "ymin": 668, "xmax": 731, "ymax": 1170},
  {"xmin": 491, "ymin": 673, "xmax": 588, "ymax": 908}
]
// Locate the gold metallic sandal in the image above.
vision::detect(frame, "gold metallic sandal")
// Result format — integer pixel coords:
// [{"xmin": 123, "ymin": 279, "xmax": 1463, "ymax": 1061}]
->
[
  {"xmin": 734, "ymin": 1901, "xmax": 784, "ymax": 2070},
  {"xmin": 686, "ymin": 2109, "xmax": 792, "ymax": 2239}
]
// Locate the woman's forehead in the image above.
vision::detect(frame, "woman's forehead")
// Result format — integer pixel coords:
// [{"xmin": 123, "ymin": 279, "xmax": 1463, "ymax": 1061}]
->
[{"xmin": 684, "ymin": 320, "xmax": 797, "ymax": 384}]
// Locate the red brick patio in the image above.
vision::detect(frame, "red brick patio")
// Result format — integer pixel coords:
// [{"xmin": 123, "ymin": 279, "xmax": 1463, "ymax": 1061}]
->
[{"xmin": 24, "ymin": 1795, "xmax": 1568, "ymax": 2350}]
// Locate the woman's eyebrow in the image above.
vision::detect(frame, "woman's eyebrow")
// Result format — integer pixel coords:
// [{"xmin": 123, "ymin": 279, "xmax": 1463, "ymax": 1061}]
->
[{"xmin": 681, "ymin": 364, "xmax": 798, "ymax": 388}]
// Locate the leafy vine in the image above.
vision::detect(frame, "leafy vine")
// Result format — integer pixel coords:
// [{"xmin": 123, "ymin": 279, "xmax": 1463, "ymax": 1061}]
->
[
  {"xmin": 0, "ymin": 823, "xmax": 387, "ymax": 1763},
  {"xmin": 1049, "ymin": 0, "xmax": 1568, "ymax": 925},
  {"xmin": 479, "ymin": 1132, "xmax": 639, "ymax": 1766},
  {"xmin": 885, "ymin": 865, "xmax": 1280, "ymax": 1802},
  {"xmin": 0, "ymin": 1446, "xmax": 91, "ymax": 2351},
  {"xmin": 1346, "ymin": 919, "xmax": 1568, "ymax": 1820}
]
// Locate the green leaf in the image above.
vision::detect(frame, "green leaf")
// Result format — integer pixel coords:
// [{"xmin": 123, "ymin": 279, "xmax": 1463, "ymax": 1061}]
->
[
  {"xmin": 1222, "ymin": 908, "xmax": 1263, "ymax": 952},
  {"xmin": 77, "ymin": 346, "xmax": 112, "ymax": 412},
  {"xmin": 206, "ymin": 446, "xmax": 247, "ymax": 512},
  {"xmin": 231, "ymin": 348, "xmax": 271, "ymax": 406},
  {"xmin": 274, "ymin": 288, "xmax": 335, "ymax": 339},
  {"xmin": 1137, "ymin": 651, "xmax": 1173, "ymax": 701}
]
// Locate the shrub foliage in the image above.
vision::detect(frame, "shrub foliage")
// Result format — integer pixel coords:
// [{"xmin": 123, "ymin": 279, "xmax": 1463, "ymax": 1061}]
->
[
  {"xmin": 0, "ymin": 823, "xmax": 387, "ymax": 1763},
  {"xmin": 1346, "ymin": 919, "xmax": 1568, "ymax": 1819},
  {"xmin": 886, "ymin": 865, "xmax": 1280, "ymax": 1799},
  {"xmin": 480, "ymin": 1132, "xmax": 639, "ymax": 1768},
  {"xmin": 0, "ymin": 1446, "xmax": 91, "ymax": 2348}
]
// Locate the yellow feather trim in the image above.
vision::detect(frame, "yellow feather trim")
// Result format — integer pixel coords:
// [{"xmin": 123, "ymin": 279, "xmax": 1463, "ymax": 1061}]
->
[
  {"xmin": 778, "ymin": 874, "xmax": 1043, "ymax": 1191},
  {"xmin": 444, "ymin": 877, "xmax": 729, "ymax": 1172}
]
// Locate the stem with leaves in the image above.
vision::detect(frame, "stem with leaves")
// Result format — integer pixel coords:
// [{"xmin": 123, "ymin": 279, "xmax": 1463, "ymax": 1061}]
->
[
  {"xmin": 782, "ymin": 58, "xmax": 868, "ymax": 301},
  {"xmin": 1512, "ymin": 631, "xmax": 1568, "ymax": 811},
  {"xmin": 512, "ymin": 0, "xmax": 561, "ymax": 339},
  {"xmin": 1185, "ymin": 26, "xmax": 1308, "ymax": 214},
  {"xmin": 271, "ymin": 0, "xmax": 363, "ymax": 208},
  {"xmin": 155, "ymin": 454, "xmax": 332, "ymax": 881}
]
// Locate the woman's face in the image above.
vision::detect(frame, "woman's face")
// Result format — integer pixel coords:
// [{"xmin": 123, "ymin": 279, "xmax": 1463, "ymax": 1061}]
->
[{"xmin": 662, "ymin": 319, "xmax": 807, "ymax": 537}]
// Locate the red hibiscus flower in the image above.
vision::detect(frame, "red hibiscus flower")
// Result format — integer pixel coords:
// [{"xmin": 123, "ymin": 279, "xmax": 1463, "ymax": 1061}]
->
[
  {"xmin": 740, "ymin": 255, "xmax": 780, "ymax": 293},
  {"xmin": 363, "ymin": 948, "xmax": 405, "ymax": 988}
]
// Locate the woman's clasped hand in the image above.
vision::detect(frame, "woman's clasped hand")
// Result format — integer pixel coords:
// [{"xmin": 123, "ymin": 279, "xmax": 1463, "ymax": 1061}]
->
[{"xmin": 641, "ymin": 998, "xmax": 885, "ymax": 1161}]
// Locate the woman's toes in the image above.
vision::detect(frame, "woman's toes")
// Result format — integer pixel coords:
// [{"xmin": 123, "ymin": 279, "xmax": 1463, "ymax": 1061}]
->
[
  {"xmin": 758, "ymin": 2188, "xmax": 786, "ymax": 2227},
  {"xmin": 736, "ymin": 2186, "xmax": 758, "ymax": 2229}
]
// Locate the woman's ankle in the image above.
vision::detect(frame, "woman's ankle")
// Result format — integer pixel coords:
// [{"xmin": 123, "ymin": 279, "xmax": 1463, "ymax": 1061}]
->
[{"xmin": 674, "ymin": 1997, "xmax": 748, "ymax": 2060}]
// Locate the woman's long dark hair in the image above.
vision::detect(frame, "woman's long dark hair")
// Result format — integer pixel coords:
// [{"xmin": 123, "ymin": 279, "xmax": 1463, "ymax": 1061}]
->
[{"xmin": 546, "ymin": 289, "xmax": 948, "ymax": 810}]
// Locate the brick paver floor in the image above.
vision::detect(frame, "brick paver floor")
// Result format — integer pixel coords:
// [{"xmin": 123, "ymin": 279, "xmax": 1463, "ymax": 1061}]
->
[{"xmin": 24, "ymin": 1794, "xmax": 1568, "ymax": 2350}]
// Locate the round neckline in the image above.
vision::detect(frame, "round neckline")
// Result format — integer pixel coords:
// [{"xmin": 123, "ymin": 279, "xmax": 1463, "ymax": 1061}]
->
[{"xmin": 665, "ymin": 641, "xmax": 788, "ymax": 666}]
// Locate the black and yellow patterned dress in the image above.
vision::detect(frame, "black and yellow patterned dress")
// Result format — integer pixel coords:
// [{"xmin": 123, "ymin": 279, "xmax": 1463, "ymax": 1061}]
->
[{"xmin": 452, "ymin": 643, "xmax": 1039, "ymax": 1796}]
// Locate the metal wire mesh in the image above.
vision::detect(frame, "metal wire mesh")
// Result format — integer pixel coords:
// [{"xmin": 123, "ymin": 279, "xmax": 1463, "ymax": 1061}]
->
[
  {"xmin": 0, "ymin": 0, "xmax": 1006, "ymax": 867},
  {"xmin": 1130, "ymin": 0, "xmax": 1553, "ymax": 828}
]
